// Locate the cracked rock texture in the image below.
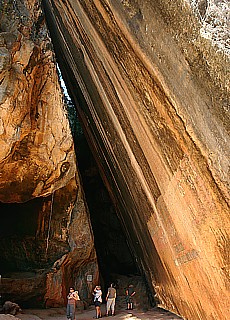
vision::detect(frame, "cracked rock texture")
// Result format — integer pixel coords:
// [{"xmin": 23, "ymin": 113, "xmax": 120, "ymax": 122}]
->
[
  {"xmin": 188, "ymin": 0, "xmax": 230, "ymax": 55},
  {"xmin": 42, "ymin": 0, "xmax": 229, "ymax": 319},
  {"xmin": 0, "ymin": 0, "xmax": 98, "ymax": 307},
  {"xmin": 0, "ymin": 0, "xmax": 75, "ymax": 202}
]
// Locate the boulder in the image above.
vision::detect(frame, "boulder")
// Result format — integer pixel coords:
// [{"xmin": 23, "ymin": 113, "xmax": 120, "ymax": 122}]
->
[{"xmin": 2, "ymin": 301, "xmax": 21, "ymax": 316}]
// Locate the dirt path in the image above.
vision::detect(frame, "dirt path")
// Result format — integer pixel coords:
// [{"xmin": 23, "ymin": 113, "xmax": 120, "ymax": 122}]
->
[{"xmin": 7, "ymin": 305, "xmax": 183, "ymax": 320}]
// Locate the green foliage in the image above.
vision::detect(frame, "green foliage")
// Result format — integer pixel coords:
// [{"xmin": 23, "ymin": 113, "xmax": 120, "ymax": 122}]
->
[
  {"xmin": 57, "ymin": 64, "xmax": 83, "ymax": 139},
  {"xmin": 65, "ymin": 96, "xmax": 83, "ymax": 139}
]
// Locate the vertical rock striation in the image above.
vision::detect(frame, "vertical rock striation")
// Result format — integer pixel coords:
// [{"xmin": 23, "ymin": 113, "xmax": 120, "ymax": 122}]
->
[
  {"xmin": 42, "ymin": 0, "xmax": 229, "ymax": 319},
  {"xmin": 0, "ymin": 0, "xmax": 98, "ymax": 307}
]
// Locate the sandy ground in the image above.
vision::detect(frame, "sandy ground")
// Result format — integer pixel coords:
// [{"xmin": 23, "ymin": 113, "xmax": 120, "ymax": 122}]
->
[{"xmin": 0, "ymin": 305, "xmax": 182, "ymax": 320}]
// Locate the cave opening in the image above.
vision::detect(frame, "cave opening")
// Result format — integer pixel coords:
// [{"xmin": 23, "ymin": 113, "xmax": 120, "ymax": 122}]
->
[
  {"xmin": 0, "ymin": 195, "xmax": 69, "ymax": 277},
  {"xmin": 74, "ymin": 131, "xmax": 140, "ymax": 279},
  {"xmin": 59, "ymin": 71, "xmax": 141, "ymax": 285},
  {"xmin": 0, "ymin": 199, "xmax": 42, "ymax": 275}
]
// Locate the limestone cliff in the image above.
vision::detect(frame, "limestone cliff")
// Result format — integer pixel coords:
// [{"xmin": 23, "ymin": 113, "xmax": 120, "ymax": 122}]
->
[
  {"xmin": 0, "ymin": 0, "xmax": 98, "ymax": 307},
  {"xmin": 42, "ymin": 0, "xmax": 230, "ymax": 319}
]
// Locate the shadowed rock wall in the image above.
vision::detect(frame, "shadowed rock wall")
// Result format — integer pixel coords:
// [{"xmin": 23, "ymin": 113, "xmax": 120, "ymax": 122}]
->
[
  {"xmin": 42, "ymin": 0, "xmax": 229, "ymax": 319},
  {"xmin": 0, "ymin": 0, "xmax": 98, "ymax": 307}
]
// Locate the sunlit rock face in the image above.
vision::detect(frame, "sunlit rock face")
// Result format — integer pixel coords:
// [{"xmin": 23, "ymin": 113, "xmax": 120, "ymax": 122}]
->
[
  {"xmin": 0, "ymin": 0, "xmax": 75, "ymax": 202},
  {"xmin": 0, "ymin": 0, "xmax": 98, "ymax": 307},
  {"xmin": 42, "ymin": 0, "xmax": 229, "ymax": 319}
]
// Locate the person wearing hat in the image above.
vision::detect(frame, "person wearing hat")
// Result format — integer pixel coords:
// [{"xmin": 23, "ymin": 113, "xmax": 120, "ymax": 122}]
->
[
  {"xmin": 93, "ymin": 285, "xmax": 102, "ymax": 318},
  {"xmin": 67, "ymin": 287, "xmax": 80, "ymax": 320}
]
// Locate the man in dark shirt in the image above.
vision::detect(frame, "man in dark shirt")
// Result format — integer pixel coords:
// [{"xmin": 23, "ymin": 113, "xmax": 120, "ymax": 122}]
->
[{"xmin": 125, "ymin": 284, "xmax": 136, "ymax": 310}]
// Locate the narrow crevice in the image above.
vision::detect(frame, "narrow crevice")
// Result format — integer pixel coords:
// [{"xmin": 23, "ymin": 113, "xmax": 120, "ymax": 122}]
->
[
  {"xmin": 56, "ymin": 70, "xmax": 155, "ymax": 309},
  {"xmin": 58, "ymin": 69, "xmax": 140, "ymax": 285}
]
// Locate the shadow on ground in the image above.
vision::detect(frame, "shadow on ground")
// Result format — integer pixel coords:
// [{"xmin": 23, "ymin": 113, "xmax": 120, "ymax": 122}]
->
[{"xmin": 0, "ymin": 305, "xmax": 183, "ymax": 320}]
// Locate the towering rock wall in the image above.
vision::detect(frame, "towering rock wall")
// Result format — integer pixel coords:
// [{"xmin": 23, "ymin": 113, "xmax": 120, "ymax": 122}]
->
[
  {"xmin": 0, "ymin": 0, "xmax": 98, "ymax": 307},
  {"xmin": 42, "ymin": 0, "xmax": 229, "ymax": 319}
]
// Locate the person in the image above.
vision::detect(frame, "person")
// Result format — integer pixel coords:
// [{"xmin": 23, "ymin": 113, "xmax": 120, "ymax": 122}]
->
[
  {"xmin": 67, "ymin": 287, "xmax": 80, "ymax": 320},
  {"xmin": 93, "ymin": 285, "xmax": 102, "ymax": 319},
  {"xmin": 105, "ymin": 283, "xmax": 116, "ymax": 316},
  {"xmin": 125, "ymin": 284, "xmax": 136, "ymax": 310}
]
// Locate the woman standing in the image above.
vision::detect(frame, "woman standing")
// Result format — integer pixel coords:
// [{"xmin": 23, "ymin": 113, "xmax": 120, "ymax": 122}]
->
[
  {"xmin": 93, "ymin": 285, "xmax": 102, "ymax": 319},
  {"xmin": 66, "ymin": 287, "xmax": 80, "ymax": 320}
]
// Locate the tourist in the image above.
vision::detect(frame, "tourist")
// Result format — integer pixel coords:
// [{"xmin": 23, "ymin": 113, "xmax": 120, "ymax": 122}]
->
[
  {"xmin": 67, "ymin": 287, "xmax": 80, "ymax": 320},
  {"xmin": 105, "ymin": 283, "xmax": 116, "ymax": 316},
  {"xmin": 93, "ymin": 285, "xmax": 102, "ymax": 318},
  {"xmin": 125, "ymin": 284, "xmax": 136, "ymax": 310}
]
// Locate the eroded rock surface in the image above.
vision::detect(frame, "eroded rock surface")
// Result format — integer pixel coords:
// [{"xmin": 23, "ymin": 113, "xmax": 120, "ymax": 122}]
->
[
  {"xmin": 0, "ymin": 0, "xmax": 75, "ymax": 202},
  {"xmin": 0, "ymin": 0, "xmax": 98, "ymax": 307},
  {"xmin": 42, "ymin": 0, "xmax": 230, "ymax": 319}
]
